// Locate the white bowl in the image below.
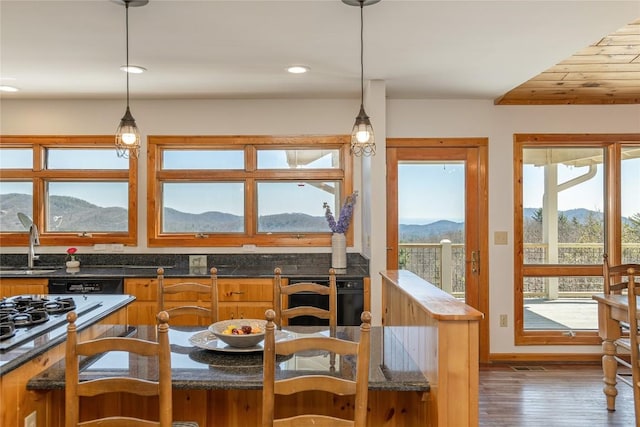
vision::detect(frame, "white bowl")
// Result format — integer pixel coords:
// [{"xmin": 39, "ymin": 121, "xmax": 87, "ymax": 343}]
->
[{"xmin": 208, "ymin": 319, "xmax": 267, "ymax": 348}]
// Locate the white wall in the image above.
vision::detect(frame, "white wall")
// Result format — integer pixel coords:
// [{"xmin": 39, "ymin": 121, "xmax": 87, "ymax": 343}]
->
[
  {"xmin": 2, "ymin": 97, "xmax": 640, "ymax": 355},
  {"xmin": 387, "ymin": 99, "xmax": 640, "ymax": 355}
]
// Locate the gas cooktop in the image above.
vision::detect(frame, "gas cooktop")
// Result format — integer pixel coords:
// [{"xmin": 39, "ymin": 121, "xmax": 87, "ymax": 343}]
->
[{"xmin": 0, "ymin": 295, "xmax": 102, "ymax": 351}]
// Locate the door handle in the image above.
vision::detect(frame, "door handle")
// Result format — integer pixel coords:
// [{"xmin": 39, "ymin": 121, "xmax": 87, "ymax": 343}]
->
[{"xmin": 471, "ymin": 250, "xmax": 479, "ymax": 274}]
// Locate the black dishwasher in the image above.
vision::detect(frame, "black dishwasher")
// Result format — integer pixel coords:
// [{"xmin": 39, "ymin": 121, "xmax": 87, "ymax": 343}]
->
[
  {"xmin": 287, "ymin": 277, "xmax": 364, "ymax": 326},
  {"xmin": 48, "ymin": 277, "xmax": 124, "ymax": 294}
]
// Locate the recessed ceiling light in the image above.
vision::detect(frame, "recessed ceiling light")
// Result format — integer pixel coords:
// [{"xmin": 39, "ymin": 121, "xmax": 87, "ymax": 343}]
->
[
  {"xmin": 0, "ymin": 85, "xmax": 19, "ymax": 92},
  {"xmin": 286, "ymin": 65, "xmax": 310, "ymax": 74},
  {"xmin": 120, "ymin": 65, "xmax": 147, "ymax": 74}
]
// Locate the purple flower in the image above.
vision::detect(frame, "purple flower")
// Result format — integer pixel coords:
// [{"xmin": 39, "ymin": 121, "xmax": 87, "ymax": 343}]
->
[{"xmin": 323, "ymin": 191, "xmax": 358, "ymax": 234}]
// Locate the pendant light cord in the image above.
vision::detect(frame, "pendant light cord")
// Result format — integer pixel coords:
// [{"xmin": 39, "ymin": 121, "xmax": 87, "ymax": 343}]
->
[
  {"xmin": 359, "ymin": 1, "xmax": 364, "ymax": 106},
  {"xmin": 125, "ymin": 1, "xmax": 130, "ymax": 109}
]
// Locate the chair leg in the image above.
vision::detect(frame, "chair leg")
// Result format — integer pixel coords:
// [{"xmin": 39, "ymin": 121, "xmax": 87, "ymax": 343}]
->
[{"xmin": 633, "ymin": 367, "xmax": 640, "ymax": 426}]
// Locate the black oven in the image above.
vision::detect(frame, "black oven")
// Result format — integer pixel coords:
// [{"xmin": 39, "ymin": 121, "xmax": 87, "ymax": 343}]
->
[
  {"xmin": 287, "ymin": 278, "xmax": 364, "ymax": 326},
  {"xmin": 48, "ymin": 278, "xmax": 124, "ymax": 294}
]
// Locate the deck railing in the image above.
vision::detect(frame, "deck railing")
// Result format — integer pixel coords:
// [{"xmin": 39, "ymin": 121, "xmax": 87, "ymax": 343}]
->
[{"xmin": 399, "ymin": 241, "xmax": 640, "ymax": 299}]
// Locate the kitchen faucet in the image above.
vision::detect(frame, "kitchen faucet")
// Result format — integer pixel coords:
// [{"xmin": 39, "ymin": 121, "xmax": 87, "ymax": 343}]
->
[{"xmin": 28, "ymin": 223, "xmax": 40, "ymax": 268}]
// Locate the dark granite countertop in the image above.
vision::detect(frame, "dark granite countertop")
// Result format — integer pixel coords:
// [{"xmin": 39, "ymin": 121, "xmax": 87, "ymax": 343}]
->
[
  {"xmin": 0, "ymin": 265, "xmax": 368, "ymax": 279},
  {"xmin": 27, "ymin": 325, "xmax": 429, "ymax": 393},
  {"xmin": 0, "ymin": 253, "xmax": 369, "ymax": 280},
  {"xmin": 0, "ymin": 294, "xmax": 135, "ymax": 376}
]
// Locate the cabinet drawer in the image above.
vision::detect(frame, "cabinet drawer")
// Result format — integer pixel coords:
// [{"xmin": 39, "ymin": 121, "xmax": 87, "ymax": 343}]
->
[
  {"xmin": 218, "ymin": 279, "xmax": 272, "ymax": 302},
  {"xmin": 125, "ymin": 277, "xmax": 212, "ymax": 302}
]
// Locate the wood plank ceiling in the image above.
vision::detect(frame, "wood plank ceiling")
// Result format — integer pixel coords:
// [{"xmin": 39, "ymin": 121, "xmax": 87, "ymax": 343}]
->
[{"xmin": 495, "ymin": 18, "xmax": 640, "ymax": 105}]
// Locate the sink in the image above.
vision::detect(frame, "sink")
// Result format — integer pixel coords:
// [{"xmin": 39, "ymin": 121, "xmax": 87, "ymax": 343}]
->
[{"xmin": 0, "ymin": 269, "xmax": 58, "ymax": 275}]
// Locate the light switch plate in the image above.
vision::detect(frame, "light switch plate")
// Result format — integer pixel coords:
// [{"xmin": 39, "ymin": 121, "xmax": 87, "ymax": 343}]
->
[{"xmin": 494, "ymin": 231, "xmax": 508, "ymax": 245}]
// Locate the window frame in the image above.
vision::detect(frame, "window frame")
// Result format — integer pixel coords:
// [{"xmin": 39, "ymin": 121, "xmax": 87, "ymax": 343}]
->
[
  {"xmin": 0, "ymin": 136, "xmax": 138, "ymax": 246},
  {"xmin": 147, "ymin": 135, "xmax": 353, "ymax": 247},
  {"xmin": 514, "ymin": 133, "xmax": 640, "ymax": 346}
]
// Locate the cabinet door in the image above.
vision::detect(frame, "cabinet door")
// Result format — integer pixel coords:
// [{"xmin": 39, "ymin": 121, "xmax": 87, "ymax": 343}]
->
[
  {"xmin": 218, "ymin": 305, "xmax": 240, "ymax": 321},
  {"xmin": 237, "ymin": 302, "xmax": 273, "ymax": 320},
  {"xmin": 218, "ymin": 302, "xmax": 272, "ymax": 320},
  {"xmin": 0, "ymin": 278, "xmax": 48, "ymax": 298},
  {"xmin": 124, "ymin": 278, "xmax": 158, "ymax": 325}
]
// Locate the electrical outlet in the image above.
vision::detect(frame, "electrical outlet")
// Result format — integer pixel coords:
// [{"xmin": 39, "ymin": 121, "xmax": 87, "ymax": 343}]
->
[
  {"xmin": 25, "ymin": 411, "xmax": 36, "ymax": 427},
  {"xmin": 189, "ymin": 255, "xmax": 207, "ymax": 268},
  {"xmin": 499, "ymin": 314, "xmax": 508, "ymax": 327}
]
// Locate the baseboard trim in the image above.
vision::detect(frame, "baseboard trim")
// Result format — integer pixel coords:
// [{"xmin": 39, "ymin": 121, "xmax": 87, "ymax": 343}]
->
[{"xmin": 488, "ymin": 352, "xmax": 601, "ymax": 363}]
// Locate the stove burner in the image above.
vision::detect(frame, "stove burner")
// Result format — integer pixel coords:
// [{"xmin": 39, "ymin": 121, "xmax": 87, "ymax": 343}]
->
[
  {"xmin": 0, "ymin": 295, "xmax": 77, "ymax": 335},
  {"xmin": 12, "ymin": 295, "xmax": 48, "ymax": 310},
  {"xmin": 43, "ymin": 297, "xmax": 76, "ymax": 314},
  {"xmin": 11, "ymin": 310, "xmax": 49, "ymax": 326},
  {"xmin": 0, "ymin": 321, "xmax": 15, "ymax": 340},
  {"xmin": 0, "ymin": 300, "xmax": 17, "ymax": 310}
]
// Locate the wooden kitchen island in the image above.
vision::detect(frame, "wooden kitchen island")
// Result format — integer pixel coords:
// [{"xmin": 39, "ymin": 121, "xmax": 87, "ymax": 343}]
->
[
  {"xmin": 28, "ymin": 323, "xmax": 430, "ymax": 426},
  {"xmin": 0, "ymin": 294, "xmax": 134, "ymax": 427}
]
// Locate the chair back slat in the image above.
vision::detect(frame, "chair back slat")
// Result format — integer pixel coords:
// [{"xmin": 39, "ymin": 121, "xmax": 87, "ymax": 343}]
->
[
  {"xmin": 273, "ymin": 415, "xmax": 355, "ymax": 427},
  {"xmin": 274, "ymin": 375, "xmax": 357, "ymax": 395}
]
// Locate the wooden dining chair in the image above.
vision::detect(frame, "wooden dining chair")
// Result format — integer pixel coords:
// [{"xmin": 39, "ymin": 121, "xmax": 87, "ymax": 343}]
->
[
  {"xmin": 65, "ymin": 310, "xmax": 199, "ymax": 427},
  {"xmin": 157, "ymin": 266, "xmax": 218, "ymax": 326},
  {"xmin": 603, "ymin": 254, "xmax": 640, "ymax": 423},
  {"xmin": 262, "ymin": 308, "xmax": 371, "ymax": 427},
  {"xmin": 273, "ymin": 267, "xmax": 337, "ymax": 331}
]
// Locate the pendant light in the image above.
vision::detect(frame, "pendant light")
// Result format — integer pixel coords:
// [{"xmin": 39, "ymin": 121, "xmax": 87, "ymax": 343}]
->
[
  {"xmin": 343, "ymin": 0, "xmax": 380, "ymax": 157},
  {"xmin": 115, "ymin": 0, "xmax": 148, "ymax": 159}
]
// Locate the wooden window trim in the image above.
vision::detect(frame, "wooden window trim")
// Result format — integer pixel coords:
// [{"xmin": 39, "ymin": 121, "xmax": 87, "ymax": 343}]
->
[
  {"xmin": 513, "ymin": 133, "xmax": 640, "ymax": 346},
  {"xmin": 0, "ymin": 135, "xmax": 138, "ymax": 246},
  {"xmin": 147, "ymin": 135, "xmax": 353, "ymax": 247}
]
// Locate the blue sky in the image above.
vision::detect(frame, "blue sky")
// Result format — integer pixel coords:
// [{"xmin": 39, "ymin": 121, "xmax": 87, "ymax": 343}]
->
[{"xmin": 398, "ymin": 163, "xmax": 465, "ymax": 224}]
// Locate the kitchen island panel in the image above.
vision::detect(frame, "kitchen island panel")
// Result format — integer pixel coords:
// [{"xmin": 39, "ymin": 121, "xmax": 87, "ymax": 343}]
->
[
  {"xmin": 1, "ymin": 308, "xmax": 129, "ymax": 427},
  {"xmin": 41, "ymin": 386, "xmax": 428, "ymax": 426}
]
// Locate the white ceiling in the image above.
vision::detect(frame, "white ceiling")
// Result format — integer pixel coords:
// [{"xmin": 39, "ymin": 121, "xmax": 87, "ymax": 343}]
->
[{"xmin": 1, "ymin": 0, "xmax": 638, "ymax": 101}]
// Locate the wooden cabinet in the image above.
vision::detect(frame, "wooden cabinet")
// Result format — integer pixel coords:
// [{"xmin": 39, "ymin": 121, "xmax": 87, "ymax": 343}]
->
[
  {"xmin": 124, "ymin": 277, "xmax": 158, "ymax": 325},
  {"xmin": 217, "ymin": 278, "xmax": 273, "ymax": 320},
  {"xmin": 0, "ymin": 278, "xmax": 48, "ymax": 298},
  {"xmin": 125, "ymin": 277, "xmax": 274, "ymax": 324}
]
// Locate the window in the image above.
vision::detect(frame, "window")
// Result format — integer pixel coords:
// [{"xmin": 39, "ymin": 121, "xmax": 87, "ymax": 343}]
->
[
  {"xmin": 514, "ymin": 134, "xmax": 640, "ymax": 345},
  {"xmin": 0, "ymin": 136, "xmax": 138, "ymax": 246},
  {"xmin": 147, "ymin": 136, "xmax": 352, "ymax": 247}
]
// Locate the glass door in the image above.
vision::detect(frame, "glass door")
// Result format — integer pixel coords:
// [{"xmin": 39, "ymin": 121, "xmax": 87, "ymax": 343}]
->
[{"xmin": 386, "ymin": 140, "xmax": 488, "ymax": 360}]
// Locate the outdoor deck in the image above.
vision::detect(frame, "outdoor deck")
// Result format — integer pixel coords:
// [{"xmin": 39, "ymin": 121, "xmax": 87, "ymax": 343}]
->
[{"xmin": 524, "ymin": 298, "xmax": 598, "ymax": 330}]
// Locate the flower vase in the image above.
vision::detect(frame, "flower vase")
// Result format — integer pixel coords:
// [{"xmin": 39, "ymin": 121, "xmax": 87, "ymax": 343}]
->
[
  {"xmin": 66, "ymin": 260, "xmax": 80, "ymax": 268},
  {"xmin": 331, "ymin": 233, "xmax": 347, "ymax": 269}
]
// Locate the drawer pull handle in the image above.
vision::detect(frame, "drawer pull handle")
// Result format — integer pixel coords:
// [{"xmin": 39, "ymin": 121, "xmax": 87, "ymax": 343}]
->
[{"xmin": 230, "ymin": 291, "xmax": 245, "ymax": 295}]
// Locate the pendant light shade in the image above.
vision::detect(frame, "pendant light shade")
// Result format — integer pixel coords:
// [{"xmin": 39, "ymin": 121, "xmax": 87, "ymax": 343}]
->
[
  {"xmin": 344, "ymin": 0, "xmax": 379, "ymax": 157},
  {"xmin": 115, "ymin": 0, "xmax": 148, "ymax": 159}
]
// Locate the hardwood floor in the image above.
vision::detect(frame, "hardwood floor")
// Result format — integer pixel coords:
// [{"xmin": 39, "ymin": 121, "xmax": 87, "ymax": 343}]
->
[{"xmin": 480, "ymin": 364, "xmax": 636, "ymax": 426}]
